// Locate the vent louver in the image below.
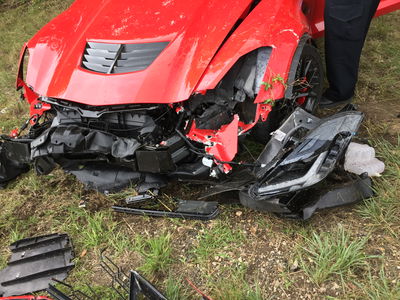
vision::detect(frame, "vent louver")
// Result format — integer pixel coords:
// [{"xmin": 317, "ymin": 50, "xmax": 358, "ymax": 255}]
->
[{"xmin": 82, "ymin": 41, "xmax": 169, "ymax": 74}]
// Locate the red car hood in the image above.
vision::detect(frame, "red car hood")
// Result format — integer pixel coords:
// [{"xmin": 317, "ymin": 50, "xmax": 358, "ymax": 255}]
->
[{"xmin": 25, "ymin": 0, "xmax": 254, "ymax": 106}]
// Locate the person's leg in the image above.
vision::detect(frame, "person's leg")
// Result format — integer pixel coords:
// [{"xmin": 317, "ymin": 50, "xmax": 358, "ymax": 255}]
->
[{"xmin": 321, "ymin": 0, "xmax": 380, "ymax": 107}]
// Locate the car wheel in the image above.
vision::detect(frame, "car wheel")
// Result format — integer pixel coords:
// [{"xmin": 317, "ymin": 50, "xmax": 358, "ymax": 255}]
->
[{"xmin": 289, "ymin": 43, "xmax": 324, "ymax": 113}]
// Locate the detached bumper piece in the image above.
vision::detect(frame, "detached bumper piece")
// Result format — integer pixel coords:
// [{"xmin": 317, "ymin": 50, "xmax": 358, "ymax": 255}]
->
[
  {"xmin": 0, "ymin": 141, "xmax": 30, "ymax": 188},
  {"xmin": 240, "ymin": 106, "xmax": 373, "ymax": 219},
  {"xmin": 113, "ymin": 200, "xmax": 219, "ymax": 221},
  {"xmin": 0, "ymin": 234, "xmax": 74, "ymax": 297}
]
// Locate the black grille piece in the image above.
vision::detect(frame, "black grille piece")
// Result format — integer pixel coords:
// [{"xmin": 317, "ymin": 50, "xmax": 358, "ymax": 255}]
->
[
  {"xmin": 82, "ymin": 41, "xmax": 169, "ymax": 74},
  {"xmin": 0, "ymin": 233, "xmax": 74, "ymax": 297}
]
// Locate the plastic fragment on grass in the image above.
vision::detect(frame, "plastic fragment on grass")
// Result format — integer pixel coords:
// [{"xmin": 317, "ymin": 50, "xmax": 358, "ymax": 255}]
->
[{"xmin": 344, "ymin": 142, "xmax": 385, "ymax": 177}]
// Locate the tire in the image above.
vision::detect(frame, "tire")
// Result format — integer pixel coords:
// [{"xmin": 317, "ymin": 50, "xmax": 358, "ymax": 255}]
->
[{"xmin": 288, "ymin": 43, "xmax": 324, "ymax": 113}]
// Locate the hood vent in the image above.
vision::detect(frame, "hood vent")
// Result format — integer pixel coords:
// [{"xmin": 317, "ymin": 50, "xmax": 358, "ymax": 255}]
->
[{"xmin": 82, "ymin": 41, "xmax": 169, "ymax": 74}]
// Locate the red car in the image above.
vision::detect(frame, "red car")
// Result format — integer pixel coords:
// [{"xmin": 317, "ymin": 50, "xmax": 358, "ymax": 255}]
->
[{"xmin": 1, "ymin": 0, "xmax": 399, "ymax": 218}]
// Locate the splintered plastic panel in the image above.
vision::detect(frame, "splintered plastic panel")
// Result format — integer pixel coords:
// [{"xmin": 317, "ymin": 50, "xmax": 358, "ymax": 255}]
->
[{"xmin": 0, "ymin": 234, "xmax": 74, "ymax": 297}]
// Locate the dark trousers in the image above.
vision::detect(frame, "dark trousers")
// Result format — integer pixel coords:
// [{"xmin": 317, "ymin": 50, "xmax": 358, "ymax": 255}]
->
[{"xmin": 324, "ymin": 0, "xmax": 380, "ymax": 101}]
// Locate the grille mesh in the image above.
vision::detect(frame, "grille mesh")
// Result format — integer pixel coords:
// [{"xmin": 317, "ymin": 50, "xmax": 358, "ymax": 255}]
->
[{"xmin": 82, "ymin": 42, "xmax": 169, "ymax": 74}]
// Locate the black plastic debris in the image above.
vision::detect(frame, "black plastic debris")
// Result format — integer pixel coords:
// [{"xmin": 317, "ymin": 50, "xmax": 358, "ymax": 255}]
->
[
  {"xmin": 113, "ymin": 200, "xmax": 219, "ymax": 220},
  {"xmin": 100, "ymin": 253, "xmax": 167, "ymax": 300},
  {"xmin": 129, "ymin": 271, "xmax": 167, "ymax": 300},
  {"xmin": 0, "ymin": 140, "xmax": 30, "ymax": 188},
  {"xmin": 240, "ymin": 173, "xmax": 374, "ymax": 219},
  {"xmin": 47, "ymin": 279, "xmax": 96, "ymax": 300},
  {"xmin": 0, "ymin": 233, "xmax": 74, "ymax": 297},
  {"xmin": 300, "ymin": 173, "xmax": 373, "ymax": 220},
  {"xmin": 125, "ymin": 189, "xmax": 159, "ymax": 204}
]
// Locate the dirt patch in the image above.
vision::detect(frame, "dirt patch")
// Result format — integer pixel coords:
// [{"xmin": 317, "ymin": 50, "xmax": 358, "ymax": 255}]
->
[{"xmin": 357, "ymin": 99, "xmax": 400, "ymax": 143}]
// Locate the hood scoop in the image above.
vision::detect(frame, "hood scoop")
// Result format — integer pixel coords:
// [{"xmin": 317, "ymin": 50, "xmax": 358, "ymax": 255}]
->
[{"xmin": 82, "ymin": 41, "xmax": 169, "ymax": 74}]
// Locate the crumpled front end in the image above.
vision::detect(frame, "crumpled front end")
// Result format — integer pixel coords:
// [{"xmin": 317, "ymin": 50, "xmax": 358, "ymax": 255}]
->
[
  {"xmin": 2, "ymin": 45, "xmax": 276, "ymax": 193},
  {"xmin": 0, "ymin": 103, "xmax": 374, "ymax": 219},
  {"xmin": 0, "ymin": 98, "xmax": 201, "ymax": 193}
]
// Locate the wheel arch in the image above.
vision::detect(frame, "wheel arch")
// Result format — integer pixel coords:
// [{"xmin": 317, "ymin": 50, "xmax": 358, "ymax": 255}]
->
[
  {"xmin": 284, "ymin": 33, "xmax": 314, "ymax": 99},
  {"xmin": 195, "ymin": 0, "xmax": 312, "ymax": 104}
]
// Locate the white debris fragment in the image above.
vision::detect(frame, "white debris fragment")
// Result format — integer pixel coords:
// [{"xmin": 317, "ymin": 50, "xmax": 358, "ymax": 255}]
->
[
  {"xmin": 210, "ymin": 169, "xmax": 218, "ymax": 178},
  {"xmin": 202, "ymin": 157, "xmax": 214, "ymax": 168},
  {"xmin": 344, "ymin": 142, "xmax": 385, "ymax": 177}
]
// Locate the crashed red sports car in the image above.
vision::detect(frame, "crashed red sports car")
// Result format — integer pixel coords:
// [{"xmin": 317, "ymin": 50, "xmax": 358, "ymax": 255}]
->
[{"xmin": 1, "ymin": 0, "xmax": 399, "ymax": 219}]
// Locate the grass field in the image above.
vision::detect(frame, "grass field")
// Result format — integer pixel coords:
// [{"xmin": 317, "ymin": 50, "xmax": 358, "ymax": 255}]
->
[{"xmin": 0, "ymin": 1, "xmax": 399, "ymax": 299}]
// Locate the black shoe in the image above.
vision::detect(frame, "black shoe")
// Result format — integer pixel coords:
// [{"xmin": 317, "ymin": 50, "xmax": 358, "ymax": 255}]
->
[{"xmin": 319, "ymin": 95, "xmax": 352, "ymax": 108}]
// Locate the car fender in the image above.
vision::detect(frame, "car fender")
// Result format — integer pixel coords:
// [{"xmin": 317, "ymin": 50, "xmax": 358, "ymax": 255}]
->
[{"xmin": 195, "ymin": 0, "xmax": 310, "ymax": 103}]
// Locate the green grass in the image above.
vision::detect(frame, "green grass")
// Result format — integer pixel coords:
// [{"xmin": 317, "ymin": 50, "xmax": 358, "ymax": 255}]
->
[
  {"xmin": 298, "ymin": 226, "xmax": 377, "ymax": 285},
  {"xmin": 357, "ymin": 267, "xmax": 400, "ymax": 300},
  {"xmin": 357, "ymin": 13, "xmax": 400, "ymax": 102},
  {"xmin": 63, "ymin": 208, "xmax": 131, "ymax": 253},
  {"xmin": 134, "ymin": 232, "xmax": 173, "ymax": 277},
  {"xmin": 0, "ymin": 0, "xmax": 73, "ymax": 131},
  {"xmin": 207, "ymin": 265, "xmax": 264, "ymax": 300},
  {"xmin": 164, "ymin": 274, "xmax": 190, "ymax": 300},
  {"xmin": 191, "ymin": 219, "xmax": 245, "ymax": 263},
  {"xmin": 357, "ymin": 137, "xmax": 400, "ymax": 236}
]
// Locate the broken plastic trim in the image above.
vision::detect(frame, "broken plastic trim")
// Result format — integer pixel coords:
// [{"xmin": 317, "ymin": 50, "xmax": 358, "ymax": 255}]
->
[
  {"xmin": 129, "ymin": 272, "xmax": 167, "ymax": 300},
  {"xmin": 47, "ymin": 279, "xmax": 96, "ymax": 300},
  {"xmin": 100, "ymin": 253, "xmax": 167, "ymax": 300},
  {"xmin": 0, "ymin": 234, "xmax": 74, "ymax": 297},
  {"xmin": 298, "ymin": 173, "xmax": 373, "ymax": 220},
  {"xmin": 112, "ymin": 200, "xmax": 219, "ymax": 221},
  {"xmin": 0, "ymin": 140, "xmax": 30, "ymax": 187},
  {"xmin": 240, "ymin": 173, "xmax": 374, "ymax": 219}
]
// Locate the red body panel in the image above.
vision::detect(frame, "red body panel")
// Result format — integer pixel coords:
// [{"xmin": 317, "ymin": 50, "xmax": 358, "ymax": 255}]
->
[
  {"xmin": 187, "ymin": 115, "xmax": 240, "ymax": 164},
  {"xmin": 196, "ymin": 0, "xmax": 309, "ymax": 104},
  {"xmin": 375, "ymin": 0, "xmax": 400, "ymax": 16},
  {"xmin": 25, "ymin": 0, "xmax": 255, "ymax": 106},
  {"xmin": 21, "ymin": 0, "xmax": 400, "ymax": 107},
  {"xmin": 306, "ymin": 0, "xmax": 400, "ymax": 38}
]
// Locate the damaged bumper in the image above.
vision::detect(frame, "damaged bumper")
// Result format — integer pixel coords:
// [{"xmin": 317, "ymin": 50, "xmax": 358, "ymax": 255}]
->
[{"xmin": 0, "ymin": 102, "xmax": 373, "ymax": 219}]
